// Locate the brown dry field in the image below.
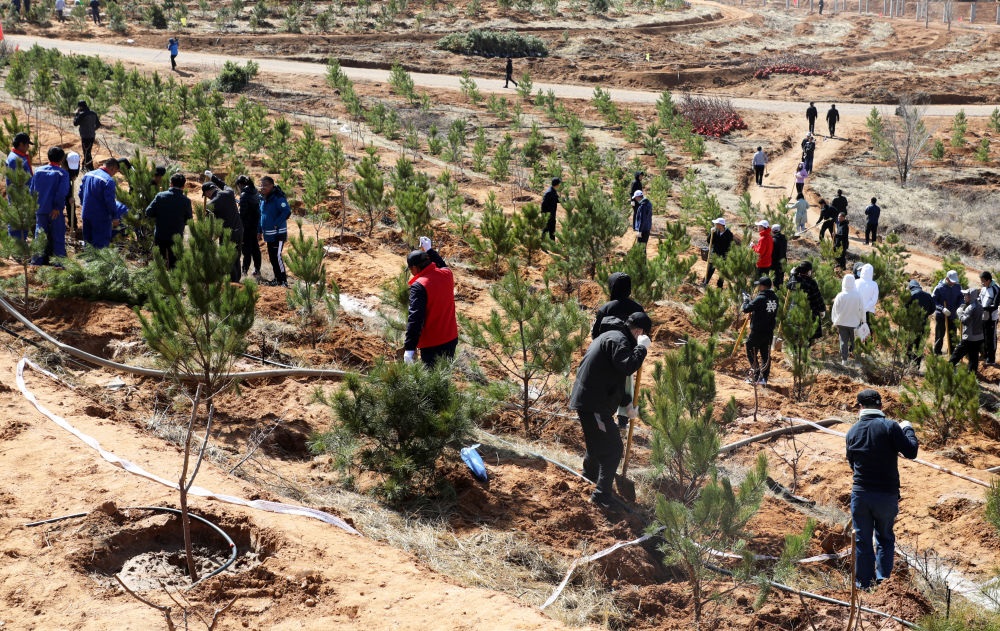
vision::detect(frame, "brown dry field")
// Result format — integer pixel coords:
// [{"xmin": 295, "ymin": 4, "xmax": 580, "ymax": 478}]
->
[{"xmin": 2, "ymin": 1, "xmax": 1000, "ymax": 630}]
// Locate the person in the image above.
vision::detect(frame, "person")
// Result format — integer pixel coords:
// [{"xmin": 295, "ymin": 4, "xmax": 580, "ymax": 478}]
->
[
  {"xmin": 29, "ymin": 147, "xmax": 71, "ymax": 266},
  {"xmin": 6, "ymin": 131, "xmax": 34, "ymax": 240},
  {"xmin": 787, "ymin": 261, "xmax": 826, "ymax": 343},
  {"xmin": 951, "ymin": 288, "xmax": 984, "ymax": 373},
  {"xmin": 742, "ymin": 276, "xmax": 779, "ymax": 386},
  {"xmin": 167, "ymin": 37, "xmax": 179, "ymax": 71},
  {"xmin": 856, "ymin": 263, "xmax": 879, "ymax": 326},
  {"xmin": 541, "ymin": 177, "xmax": 560, "ymax": 241},
  {"xmin": 704, "ymin": 217, "xmax": 733, "ymax": 288},
  {"xmin": 906, "ymin": 280, "xmax": 936, "ymax": 366},
  {"xmin": 980, "ymin": 271, "xmax": 999, "ymax": 366},
  {"xmin": 404, "ymin": 236, "xmax": 458, "ymax": 367},
  {"xmin": 152, "ymin": 165, "xmax": 167, "ymax": 190},
  {"xmin": 751, "ymin": 146, "xmax": 767, "ymax": 186},
  {"xmin": 504, "ymin": 57, "xmax": 517, "ymax": 89},
  {"xmin": 846, "ymin": 388, "xmax": 918, "ymax": 591},
  {"xmin": 751, "ymin": 219, "xmax": 772, "ymax": 278},
  {"xmin": 806, "ymin": 102, "xmax": 818, "ymax": 134},
  {"xmin": 64, "ymin": 150, "xmax": 81, "ymax": 234},
  {"xmin": 831, "ymin": 273, "xmax": 865, "ymax": 362},
  {"xmin": 794, "ymin": 162, "xmax": 808, "ymax": 196},
  {"xmin": 816, "ymin": 198, "xmax": 837, "ymax": 242},
  {"xmin": 771, "ymin": 224, "xmax": 787, "ymax": 286},
  {"xmin": 79, "ymin": 158, "xmax": 127, "ymax": 249},
  {"xmin": 235, "ymin": 174, "xmax": 262, "ymax": 279},
  {"xmin": 55, "ymin": 0, "xmax": 66, "ymax": 21},
  {"xmin": 787, "ymin": 193, "xmax": 809, "ymax": 234},
  {"xmin": 73, "ymin": 101, "xmax": 102, "ymax": 171},
  {"xmin": 831, "ymin": 189, "xmax": 848, "ymax": 217},
  {"xmin": 259, "ymin": 175, "xmax": 290, "ymax": 287},
  {"xmin": 801, "ymin": 133, "xmax": 817, "ymax": 174},
  {"xmin": 818, "ymin": 0, "xmax": 824, "ymax": 13},
  {"xmin": 834, "ymin": 212, "xmax": 849, "ymax": 269},
  {"xmin": 145, "ymin": 172, "xmax": 192, "ymax": 269},
  {"xmin": 592, "ymin": 272, "xmax": 647, "ymax": 429},
  {"xmin": 864, "ymin": 197, "xmax": 880, "ymax": 245},
  {"xmin": 827, "ymin": 104, "xmax": 840, "ymax": 137},
  {"xmin": 569, "ymin": 311, "xmax": 650, "ymax": 508},
  {"xmin": 933, "ymin": 270, "xmax": 963, "ymax": 355},
  {"xmin": 630, "ymin": 171, "xmax": 644, "ymax": 200},
  {"xmin": 632, "ymin": 189, "xmax": 652, "ymax": 250},
  {"xmin": 89, "ymin": 0, "xmax": 100, "ymax": 24},
  {"xmin": 203, "ymin": 171, "xmax": 243, "ymax": 283}
]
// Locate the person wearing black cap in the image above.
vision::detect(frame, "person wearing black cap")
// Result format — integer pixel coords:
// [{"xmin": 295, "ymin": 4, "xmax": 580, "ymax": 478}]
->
[
  {"xmin": 846, "ymin": 388, "xmax": 918, "ymax": 590},
  {"xmin": 203, "ymin": 172, "xmax": 243, "ymax": 283},
  {"xmin": 569, "ymin": 311, "xmax": 650, "ymax": 508},
  {"xmin": 144, "ymin": 172, "xmax": 192, "ymax": 269},
  {"xmin": 905, "ymin": 279, "xmax": 936, "ymax": 366},
  {"xmin": 404, "ymin": 235, "xmax": 458, "ymax": 367},
  {"xmin": 29, "ymin": 146, "xmax": 71, "ymax": 265},
  {"xmin": 73, "ymin": 101, "xmax": 102, "ymax": 171},
  {"xmin": 742, "ymin": 276, "xmax": 779, "ymax": 386},
  {"xmin": 6, "ymin": 131, "xmax": 34, "ymax": 240},
  {"xmin": 541, "ymin": 177, "xmax": 560, "ymax": 241},
  {"xmin": 786, "ymin": 261, "xmax": 826, "ymax": 343}
]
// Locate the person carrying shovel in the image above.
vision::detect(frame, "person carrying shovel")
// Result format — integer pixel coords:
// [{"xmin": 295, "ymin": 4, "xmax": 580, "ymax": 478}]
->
[
  {"xmin": 703, "ymin": 217, "xmax": 733, "ymax": 288},
  {"xmin": 569, "ymin": 312, "xmax": 651, "ymax": 509}
]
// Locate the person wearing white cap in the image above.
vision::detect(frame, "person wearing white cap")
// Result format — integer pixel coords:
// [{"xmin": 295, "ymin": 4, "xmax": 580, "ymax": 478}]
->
[
  {"xmin": 704, "ymin": 217, "xmax": 733, "ymax": 288},
  {"xmin": 951, "ymin": 288, "xmax": 984, "ymax": 374},
  {"xmin": 751, "ymin": 219, "xmax": 773, "ymax": 278},
  {"xmin": 64, "ymin": 150, "xmax": 81, "ymax": 235},
  {"xmin": 932, "ymin": 270, "xmax": 963, "ymax": 355},
  {"xmin": 632, "ymin": 189, "xmax": 652, "ymax": 250}
]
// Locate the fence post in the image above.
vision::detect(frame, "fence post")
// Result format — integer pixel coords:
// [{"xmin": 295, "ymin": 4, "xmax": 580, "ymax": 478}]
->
[
  {"xmin": 883, "ymin": 0, "xmax": 886, "ymax": 15},
  {"xmin": 971, "ymin": 2, "xmax": 976, "ymax": 22},
  {"xmin": 996, "ymin": 2, "xmax": 999, "ymax": 24}
]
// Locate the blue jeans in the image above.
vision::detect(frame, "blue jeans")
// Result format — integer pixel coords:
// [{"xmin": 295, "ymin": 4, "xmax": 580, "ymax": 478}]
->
[{"xmin": 851, "ymin": 489, "xmax": 899, "ymax": 589}]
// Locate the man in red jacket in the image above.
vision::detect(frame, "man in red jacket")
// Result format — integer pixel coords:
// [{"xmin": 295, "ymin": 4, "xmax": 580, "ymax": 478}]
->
[
  {"xmin": 404, "ymin": 235, "xmax": 458, "ymax": 367},
  {"xmin": 752, "ymin": 219, "xmax": 773, "ymax": 279}
]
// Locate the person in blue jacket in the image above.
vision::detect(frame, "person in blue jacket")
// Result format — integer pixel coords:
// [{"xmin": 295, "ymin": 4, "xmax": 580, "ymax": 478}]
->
[
  {"xmin": 30, "ymin": 146, "xmax": 71, "ymax": 265},
  {"xmin": 6, "ymin": 131, "xmax": 34, "ymax": 240},
  {"xmin": 258, "ymin": 176, "xmax": 290, "ymax": 287},
  {"xmin": 167, "ymin": 37, "xmax": 179, "ymax": 71},
  {"xmin": 79, "ymin": 157, "xmax": 128, "ymax": 249},
  {"xmin": 631, "ymin": 189, "xmax": 652, "ymax": 250},
  {"xmin": 932, "ymin": 270, "xmax": 963, "ymax": 355}
]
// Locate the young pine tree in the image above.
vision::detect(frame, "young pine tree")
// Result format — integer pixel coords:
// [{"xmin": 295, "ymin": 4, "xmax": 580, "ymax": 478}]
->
[
  {"xmin": 391, "ymin": 157, "xmax": 432, "ymax": 245},
  {"xmin": 900, "ymin": 353, "xmax": 980, "ymax": 446},
  {"xmin": 349, "ymin": 147, "xmax": 388, "ymax": 237},
  {"xmin": 857, "ymin": 287, "xmax": 928, "ymax": 385},
  {"xmin": 782, "ymin": 289, "xmax": 818, "ymax": 401},
  {"xmin": 866, "ymin": 106, "xmax": 892, "ymax": 160},
  {"xmin": 467, "ymin": 192, "xmax": 516, "ymax": 277},
  {"xmin": 692, "ymin": 286, "xmax": 731, "ymax": 339},
  {"xmin": 950, "ymin": 110, "xmax": 968, "ymax": 148},
  {"xmin": 557, "ymin": 176, "xmax": 626, "ymax": 279},
  {"xmin": 116, "ymin": 152, "xmax": 160, "ymax": 263},
  {"xmin": 461, "ymin": 267, "xmax": 588, "ymax": 434},
  {"xmin": 0, "ymin": 161, "xmax": 42, "ymax": 301},
  {"xmin": 512, "ymin": 202, "xmax": 546, "ymax": 268},
  {"xmin": 286, "ymin": 221, "xmax": 339, "ymax": 348}
]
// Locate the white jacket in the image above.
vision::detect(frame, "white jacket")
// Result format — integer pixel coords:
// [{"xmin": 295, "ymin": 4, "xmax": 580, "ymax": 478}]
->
[
  {"xmin": 832, "ymin": 274, "xmax": 866, "ymax": 328},
  {"xmin": 855, "ymin": 263, "xmax": 879, "ymax": 314}
]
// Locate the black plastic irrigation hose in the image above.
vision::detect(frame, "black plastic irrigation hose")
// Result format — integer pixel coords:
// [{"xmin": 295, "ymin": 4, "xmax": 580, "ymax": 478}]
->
[{"xmin": 25, "ymin": 506, "xmax": 237, "ymax": 587}]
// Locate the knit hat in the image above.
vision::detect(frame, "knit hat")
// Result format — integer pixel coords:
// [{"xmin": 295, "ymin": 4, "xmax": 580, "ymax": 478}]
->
[{"xmin": 857, "ymin": 389, "xmax": 882, "ymax": 407}]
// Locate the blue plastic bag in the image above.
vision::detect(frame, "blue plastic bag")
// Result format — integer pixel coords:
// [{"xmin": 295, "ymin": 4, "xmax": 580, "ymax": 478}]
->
[{"xmin": 460, "ymin": 444, "xmax": 488, "ymax": 483}]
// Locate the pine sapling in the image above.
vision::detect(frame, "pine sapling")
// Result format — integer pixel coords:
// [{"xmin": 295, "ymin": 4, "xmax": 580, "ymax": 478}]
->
[
  {"xmin": 348, "ymin": 147, "xmax": 387, "ymax": 237},
  {"xmin": 467, "ymin": 192, "xmax": 516, "ymax": 276},
  {"xmin": 286, "ymin": 221, "xmax": 339, "ymax": 347},
  {"xmin": 900, "ymin": 353, "xmax": 980, "ymax": 446},
  {"xmin": 512, "ymin": 202, "xmax": 546, "ymax": 268},
  {"xmin": 0, "ymin": 161, "xmax": 42, "ymax": 301}
]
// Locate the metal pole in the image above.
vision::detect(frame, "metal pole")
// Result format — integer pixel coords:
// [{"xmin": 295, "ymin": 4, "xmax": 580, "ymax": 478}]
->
[{"xmin": 971, "ymin": 2, "xmax": 976, "ymax": 22}]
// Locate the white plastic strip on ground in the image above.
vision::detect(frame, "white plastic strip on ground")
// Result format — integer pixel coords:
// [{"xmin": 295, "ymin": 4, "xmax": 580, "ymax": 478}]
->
[{"xmin": 16, "ymin": 358, "xmax": 360, "ymax": 536}]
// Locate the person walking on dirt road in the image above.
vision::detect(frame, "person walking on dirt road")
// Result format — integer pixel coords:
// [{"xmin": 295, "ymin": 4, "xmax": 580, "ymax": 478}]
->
[
  {"xmin": 541, "ymin": 177, "xmax": 560, "ymax": 241},
  {"xmin": 933, "ymin": 270, "xmax": 963, "ymax": 355},
  {"xmin": 167, "ymin": 37, "xmax": 179, "ymax": 71},
  {"xmin": 834, "ymin": 212, "xmax": 850, "ymax": 269},
  {"xmin": 259, "ymin": 175, "xmax": 290, "ymax": 287},
  {"xmin": 145, "ymin": 172, "xmax": 192, "ymax": 270},
  {"xmin": 980, "ymin": 271, "xmax": 999, "ymax": 365},
  {"xmin": 816, "ymin": 198, "xmax": 838, "ymax": 242},
  {"xmin": 801, "ymin": 133, "xmax": 817, "ymax": 173},
  {"xmin": 569, "ymin": 311, "xmax": 650, "ymax": 508},
  {"xmin": 752, "ymin": 146, "xmax": 768, "ymax": 186},
  {"xmin": 846, "ymin": 388, "xmax": 918, "ymax": 591},
  {"xmin": 794, "ymin": 162, "xmax": 809, "ymax": 196},
  {"xmin": 704, "ymin": 217, "xmax": 733, "ymax": 288},
  {"xmin": 951, "ymin": 288, "xmax": 984, "ymax": 374},
  {"xmin": 827, "ymin": 104, "xmax": 840, "ymax": 137},
  {"xmin": 742, "ymin": 276, "xmax": 779, "ymax": 386},
  {"xmin": 404, "ymin": 236, "xmax": 458, "ymax": 367},
  {"xmin": 504, "ymin": 57, "xmax": 517, "ymax": 89},
  {"xmin": 788, "ymin": 193, "xmax": 809, "ymax": 233},
  {"xmin": 806, "ymin": 102, "xmax": 818, "ymax": 134},
  {"xmin": 29, "ymin": 146, "xmax": 71, "ymax": 266},
  {"xmin": 89, "ymin": 0, "xmax": 101, "ymax": 24},
  {"xmin": 73, "ymin": 101, "xmax": 101, "ymax": 172},
  {"xmin": 632, "ymin": 189, "xmax": 652, "ymax": 250},
  {"xmin": 864, "ymin": 197, "xmax": 880, "ymax": 245}
]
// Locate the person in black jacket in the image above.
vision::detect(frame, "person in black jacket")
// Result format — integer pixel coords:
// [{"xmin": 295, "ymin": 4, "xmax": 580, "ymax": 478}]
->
[
  {"xmin": 73, "ymin": 101, "xmax": 102, "ymax": 171},
  {"xmin": 831, "ymin": 189, "xmax": 848, "ymax": 216},
  {"xmin": 906, "ymin": 279, "xmax": 936, "ymax": 366},
  {"xmin": 742, "ymin": 276, "xmax": 779, "ymax": 386},
  {"xmin": 846, "ymin": 388, "xmax": 918, "ymax": 590},
  {"xmin": 592, "ymin": 272, "xmax": 645, "ymax": 340},
  {"xmin": 806, "ymin": 102, "xmax": 818, "ymax": 134},
  {"xmin": 864, "ymin": 197, "xmax": 880, "ymax": 245},
  {"xmin": 834, "ymin": 212, "xmax": 850, "ymax": 269},
  {"xmin": 786, "ymin": 261, "xmax": 825, "ymax": 343},
  {"xmin": 504, "ymin": 57, "xmax": 517, "ymax": 89},
  {"xmin": 541, "ymin": 177, "xmax": 560, "ymax": 241},
  {"xmin": 234, "ymin": 175, "xmax": 262, "ymax": 279},
  {"xmin": 704, "ymin": 217, "xmax": 734, "ymax": 288},
  {"xmin": 145, "ymin": 172, "xmax": 192, "ymax": 269},
  {"xmin": 203, "ymin": 173, "xmax": 244, "ymax": 283},
  {"xmin": 827, "ymin": 104, "xmax": 840, "ymax": 137},
  {"xmin": 801, "ymin": 133, "xmax": 817, "ymax": 173},
  {"xmin": 816, "ymin": 198, "xmax": 838, "ymax": 242},
  {"xmin": 569, "ymin": 312, "xmax": 650, "ymax": 508},
  {"xmin": 770, "ymin": 224, "xmax": 788, "ymax": 286},
  {"xmin": 630, "ymin": 171, "xmax": 644, "ymax": 199}
]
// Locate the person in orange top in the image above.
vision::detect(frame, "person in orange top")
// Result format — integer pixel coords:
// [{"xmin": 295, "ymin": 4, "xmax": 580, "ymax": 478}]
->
[
  {"xmin": 404, "ymin": 235, "xmax": 458, "ymax": 367},
  {"xmin": 751, "ymin": 219, "xmax": 773, "ymax": 278}
]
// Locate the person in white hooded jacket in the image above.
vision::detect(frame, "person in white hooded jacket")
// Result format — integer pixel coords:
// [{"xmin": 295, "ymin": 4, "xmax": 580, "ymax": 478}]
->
[
  {"xmin": 832, "ymin": 273, "xmax": 866, "ymax": 362},
  {"xmin": 855, "ymin": 263, "xmax": 879, "ymax": 327}
]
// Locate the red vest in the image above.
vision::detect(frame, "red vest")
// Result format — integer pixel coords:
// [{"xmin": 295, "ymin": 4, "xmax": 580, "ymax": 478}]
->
[{"xmin": 409, "ymin": 263, "xmax": 458, "ymax": 349}]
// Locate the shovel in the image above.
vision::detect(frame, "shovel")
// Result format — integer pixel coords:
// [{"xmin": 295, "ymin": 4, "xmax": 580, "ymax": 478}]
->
[{"xmin": 615, "ymin": 365, "xmax": 643, "ymax": 502}]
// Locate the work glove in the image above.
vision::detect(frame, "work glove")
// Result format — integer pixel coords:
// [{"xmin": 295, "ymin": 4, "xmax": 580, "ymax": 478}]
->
[
  {"xmin": 419, "ymin": 236, "xmax": 432, "ymax": 252},
  {"xmin": 742, "ymin": 292, "xmax": 751, "ymax": 301},
  {"xmin": 636, "ymin": 335, "xmax": 651, "ymax": 349},
  {"xmin": 943, "ymin": 308, "xmax": 952, "ymax": 318},
  {"xmin": 204, "ymin": 170, "xmax": 213, "ymax": 178},
  {"xmin": 626, "ymin": 404, "xmax": 639, "ymax": 420},
  {"xmin": 403, "ymin": 350, "xmax": 416, "ymax": 364},
  {"xmin": 898, "ymin": 420, "xmax": 913, "ymax": 431}
]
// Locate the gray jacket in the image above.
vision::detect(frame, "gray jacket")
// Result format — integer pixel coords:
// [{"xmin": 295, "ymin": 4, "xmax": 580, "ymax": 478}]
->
[{"xmin": 957, "ymin": 289, "xmax": 984, "ymax": 341}]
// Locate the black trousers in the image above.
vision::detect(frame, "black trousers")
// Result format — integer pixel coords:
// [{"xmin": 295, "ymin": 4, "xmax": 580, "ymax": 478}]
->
[
  {"xmin": 420, "ymin": 338, "xmax": 458, "ymax": 368},
  {"xmin": 81, "ymin": 137, "xmax": 96, "ymax": 171},
  {"xmin": 241, "ymin": 229, "xmax": 262, "ymax": 275},
  {"xmin": 807, "ymin": 117, "xmax": 816, "ymax": 134},
  {"xmin": 907, "ymin": 323, "xmax": 929, "ymax": 366},
  {"xmin": 753, "ymin": 165, "xmax": 765, "ymax": 186},
  {"xmin": 934, "ymin": 313, "xmax": 958, "ymax": 355},
  {"xmin": 746, "ymin": 334, "xmax": 773, "ymax": 381},
  {"xmin": 795, "ymin": 182, "xmax": 804, "ymax": 195},
  {"xmin": 577, "ymin": 409, "xmax": 623, "ymax": 498},
  {"xmin": 951, "ymin": 339, "xmax": 982, "ymax": 374},
  {"xmin": 984, "ymin": 317, "xmax": 997, "ymax": 364},
  {"xmin": 266, "ymin": 239, "xmax": 286, "ymax": 283},
  {"xmin": 865, "ymin": 221, "xmax": 878, "ymax": 244},
  {"xmin": 170, "ymin": 54, "xmax": 177, "ymax": 70},
  {"xmin": 704, "ymin": 263, "xmax": 724, "ymax": 288},
  {"xmin": 772, "ymin": 262, "xmax": 784, "ymax": 287},
  {"xmin": 543, "ymin": 212, "xmax": 556, "ymax": 240},
  {"xmin": 829, "ymin": 121, "xmax": 837, "ymax": 137},
  {"xmin": 819, "ymin": 220, "xmax": 835, "ymax": 241},
  {"xmin": 835, "ymin": 237, "xmax": 848, "ymax": 268},
  {"xmin": 157, "ymin": 242, "xmax": 178, "ymax": 270}
]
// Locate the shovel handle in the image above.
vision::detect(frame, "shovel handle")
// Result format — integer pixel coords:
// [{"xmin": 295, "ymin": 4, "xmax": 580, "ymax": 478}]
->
[{"xmin": 620, "ymin": 365, "xmax": 643, "ymax": 477}]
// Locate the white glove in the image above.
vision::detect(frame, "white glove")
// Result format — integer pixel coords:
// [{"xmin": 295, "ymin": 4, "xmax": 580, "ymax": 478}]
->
[
  {"xmin": 204, "ymin": 170, "xmax": 213, "ymax": 178},
  {"xmin": 419, "ymin": 236, "xmax": 432, "ymax": 252},
  {"xmin": 943, "ymin": 308, "xmax": 952, "ymax": 317},
  {"xmin": 742, "ymin": 292, "xmax": 751, "ymax": 301},
  {"xmin": 626, "ymin": 405, "xmax": 639, "ymax": 420},
  {"xmin": 898, "ymin": 420, "xmax": 913, "ymax": 431},
  {"xmin": 403, "ymin": 350, "xmax": 416, "ymax": 364},
  {"xmin": 637, "ymin": 335, "xmax": 651, "ymax": 349}
]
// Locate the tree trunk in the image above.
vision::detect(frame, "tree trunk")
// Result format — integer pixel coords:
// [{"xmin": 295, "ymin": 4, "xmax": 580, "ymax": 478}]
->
[{"xmin": 179, "ymin": 385, "xmax": 203, "ymax": 583}]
